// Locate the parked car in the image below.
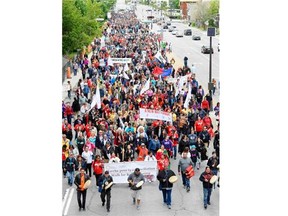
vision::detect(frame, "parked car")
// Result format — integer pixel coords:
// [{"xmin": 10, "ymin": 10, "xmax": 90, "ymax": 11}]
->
[
  {"xmin": 201, "ymin": 45, "xmax": 214, "ymax": 54},
  {"xmin": 184, "ymin": 29, "xmax": 192, "ymax": 36},
  {"xmin": 171, "ymin": 29, "xmax": 178, "ymax": 35},
  {"xmin": 163, "ymin": 25, "xmax": 168, "ymax": 29},
  {"xmin": 176, "ymin": 31, "xmax": 184, "ymax": 37},
  {"xmin": 167, "ymin": 22, "xmax": 171, "ymax": 26},
  {"xmin": 168, "ymin": 26, "xmax": 174, "ymax": 32},
  {"xmin": 192, "ymin": 35, "xmax": 201, "ymax": 40},
  {"xmin": 217, "ymin": 43, "xmax": 220, "ymax": 52}
]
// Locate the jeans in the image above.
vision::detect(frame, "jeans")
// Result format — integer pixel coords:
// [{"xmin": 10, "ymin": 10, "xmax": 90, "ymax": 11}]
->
[
  {"xmin": 173, "ymin": 146, "xmax": 177, "ymax": 159},
  {"xmin": 203, "ymin": 187, "xmax": 212, "ymax": 205},
  {"xmin": 68, "ymin": 90, "xmax": 71, "ymax": 99},
  {"xmin": 66, "ymin": 171, "xmax": 74, "ymax": 185},
  {"xmin": 73, "ymin": 69, "xmax": 77, "ymax": 76},
  {"xmin": 162, "ymin": 189, "xmax": 172, "ymax": 205},
  {"xmin": 181, "ymin": 171, "xmax": 190, "ymax": 188}
]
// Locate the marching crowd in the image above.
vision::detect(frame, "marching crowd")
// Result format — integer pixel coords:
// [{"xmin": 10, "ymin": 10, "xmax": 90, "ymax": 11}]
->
[{"xmin": 62, "ymin": 9, "xmax": 220, "ymax": 213}]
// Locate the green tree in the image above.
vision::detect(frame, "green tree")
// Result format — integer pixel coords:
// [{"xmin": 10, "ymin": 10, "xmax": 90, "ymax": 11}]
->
[
  {"xmin": 170, "ymin": 0, "xmax": 179, "ymax": 9},
  {"xmin": 62, "ymin": 0, "xmax": 115, "ymax": 55}
]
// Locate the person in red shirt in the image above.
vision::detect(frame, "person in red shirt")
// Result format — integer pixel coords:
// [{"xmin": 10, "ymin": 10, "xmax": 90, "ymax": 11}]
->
[
  {"xmin": 202, "ymin": 113, "xmax": 213, "ymax": 129},
  {"xmin": 92, "ymin": 155, "xmax": 104, "ymax": 187},
  {"xmin": 166, "ymin": 121, "xmax": 176, "ymax": 137},
  {"xmin": 62, "ymin": 119, "xmax": 72, "ymax": 134},
  {"xmin": 64, "ymin": 102, "xmax": 74, "ymax": 124},
  {"xmin": 157, "ymin": 153, "xmax": 170, "ymax": 171},
  {"xmin": 201, "ymin": 97, "xmax": 210, "ymax": 113},
  {"xmin": 194, "ymin": 116, "xmax": 204, "ymax": 135},
  {"xmin": 171, "ymin": 129, "xmax": 179, "ymax": 160}
]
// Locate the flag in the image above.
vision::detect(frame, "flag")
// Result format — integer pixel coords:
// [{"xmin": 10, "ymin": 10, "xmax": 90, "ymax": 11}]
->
[
  {"xmin": 152, "ymin": 66, "xmax": 163, "ymax": 76},
  {"xmin": 123, "ymin": 63, "xmax": 129, "ymax": 72},
  {"xmin": 155, "ymin": 51, "xmax": 166, "ymax": 64},
  {"xmin": 140, "ymin": 78, "xmax": 150, "ymax": 95},
  {"xmin": 87, "ymin": 84, "xmax": 101, "ymax": 112},
  {"xmin": 184, "ymin": 84, "xmax": 192, "ymax": 108},
  {"xmin": 119, "ymin": 116, "xmax": 125, "ymax": 129},
  {"xmin": 122, "ymin": 63, "xmax": 130, "ymax": 80},
  {"xmin": 123, "ymin": 71, "xmax": 129, "ymax": 80},
  {"xmin": 161, "ymin": 67, "xmax": 172, "ymax": 77},
  {"xmin": 95, "ymin": 84, "xmax": 101, "ymax": 109}
]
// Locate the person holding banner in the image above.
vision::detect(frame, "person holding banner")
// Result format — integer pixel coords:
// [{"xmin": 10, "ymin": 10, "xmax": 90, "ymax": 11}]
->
[
  {"xmin": 99, "ymin": 171, "xmax": 114, "ymax": 212},
  {"xmin": 74, "ymin": 168, "xmax": 91, "ymax": 211},
  {"xmin": 127, "ymin": 168, "xmax": 145, "ymax": 210}
]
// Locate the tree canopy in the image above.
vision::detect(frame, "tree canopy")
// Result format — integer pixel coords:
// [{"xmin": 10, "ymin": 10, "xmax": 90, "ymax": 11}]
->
[{"xmin": 62, "ymin": 0, "xmax": 116, "ymax": 56}]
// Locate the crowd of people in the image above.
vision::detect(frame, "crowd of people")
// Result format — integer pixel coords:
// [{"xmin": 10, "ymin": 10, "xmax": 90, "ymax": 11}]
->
[{"xmin": 62, "ymin": 9, "xmax": 220, "ymax": 212}]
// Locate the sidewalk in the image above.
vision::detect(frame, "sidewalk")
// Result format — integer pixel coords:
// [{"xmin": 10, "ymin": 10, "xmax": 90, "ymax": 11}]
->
[{"xmin": 62, "ymin": 51, "xmax": 94, "ymax": 103}]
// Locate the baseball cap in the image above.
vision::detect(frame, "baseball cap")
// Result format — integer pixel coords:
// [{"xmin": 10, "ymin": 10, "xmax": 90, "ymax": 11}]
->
[
  {"xmin": 135, "ymin": 168, "xmax": 140, "ymax": 172},
  {"xmin": 105, "ymin": 171, "xmax": 109, "ymax": 174}
]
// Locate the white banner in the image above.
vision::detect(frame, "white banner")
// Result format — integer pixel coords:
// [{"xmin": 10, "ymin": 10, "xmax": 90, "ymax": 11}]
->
[
  {"xmin": 104, "ymin": 161, "xmax": 157, "ymax": 183},
  {"xmin": 110, "ymin": 58, "xmax": 132, "ymax": 64},
  {"xmin": 140, "ymin": 108, "xmax": 172, "ymax": 122}
]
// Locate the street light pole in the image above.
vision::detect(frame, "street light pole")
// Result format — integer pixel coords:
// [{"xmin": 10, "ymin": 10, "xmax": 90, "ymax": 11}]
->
[
  {"xmin": 209, "ymin": 35, "xmax": 212, "ymax": 97},
  {"xmin": 207, "ymin": 27, "xmax": 215, "ymax": 111}
]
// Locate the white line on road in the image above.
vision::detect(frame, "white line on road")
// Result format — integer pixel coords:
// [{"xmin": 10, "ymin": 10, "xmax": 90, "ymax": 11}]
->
[
  {"xmin": 62, "ymin": 188, "xmax": 70, "ymax": 210},
  {"xmin": 63, "ymin": 188, "xmax": 74, "ymax": 216}
]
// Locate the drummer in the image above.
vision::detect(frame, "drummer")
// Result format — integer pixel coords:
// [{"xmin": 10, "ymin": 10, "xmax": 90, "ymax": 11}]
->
[
  {"xmin": 127, "ymin": 168, "xmax": 145, "ymax": 210},
  {"xmin": 98, "ymin": 170, "xmax": 114, "ymax": 212},
  {"xmin": 74, "ymin": 168, "xmax": 90, "ymax": 211},
  {"xmin": 199, "ymin": 166, "xmax": 215, "ymax": 209},
  {"xmin": 156, "ymin": 164, "xmax": 176, "ymax": 209}
]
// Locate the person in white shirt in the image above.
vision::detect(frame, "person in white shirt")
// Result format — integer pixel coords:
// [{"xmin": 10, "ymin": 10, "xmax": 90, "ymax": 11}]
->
[
  {"xmin": 82, "ymin": 146, "xmax": 94, "ymax": 177},
  {"xmin": 109, "ymin": 152, "xmax": 120, "ymax": 163},
  {"xmin": 144, "ymin": 151, "xmax": 156, "ymax": 162}
]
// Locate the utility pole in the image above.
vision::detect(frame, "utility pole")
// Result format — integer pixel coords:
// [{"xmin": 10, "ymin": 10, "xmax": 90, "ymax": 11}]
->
[{"xmin": 207, "ymin": 27, "xmax": 215, "ymax": 111}]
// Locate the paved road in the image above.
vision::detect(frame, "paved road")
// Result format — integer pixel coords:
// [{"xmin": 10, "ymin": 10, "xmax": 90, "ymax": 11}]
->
[{"xmin": 135, "ymin": 4, "xmax": 220, "ymax": 103}]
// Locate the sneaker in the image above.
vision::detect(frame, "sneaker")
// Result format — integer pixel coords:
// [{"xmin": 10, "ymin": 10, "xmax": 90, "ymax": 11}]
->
[
  {"xmin": 79, "ymin": 207, "xmax": 81, "ymax": 211},
  {"xmin": 186, "ymin": 187, "xmax": 190, "ymax": 192},
  {"xmin": 102, "ymin": 202, "xmax": 105, "ymax": 206},
  {"xmin": 174, "ymin": 157, "xmax": 176, "ymax": 160},
  {"xmin": 204, "ymin": 205, "xmax": 207, "ymax": 209},
  {"xmin": 136, "ymin": 205, "xmax": 140, "ymax": 210},
  {"xmin": 82, "ymin": 208, "xmax": 86, "ymax": 211},
  {"xmin": 183, "ymin": 185, "xmax": 186, "ymax": 189},
  {"xmin": 217, "ymin": 184, "xmax": 220, "ymax": 187},
  {"xmin": 168, "ymin": 205, "xmax": 171, "ymax": 209},
  {"xmin": 207, "ymin": 202, "xmax": 211, "ymax": 205},
  {"xmin": 133, "ymin": 198, "xmax": 136, "ymax": 205},
  {"xmin": 107, "ymin": 209, "xmax": 110, "ymax": 212}
]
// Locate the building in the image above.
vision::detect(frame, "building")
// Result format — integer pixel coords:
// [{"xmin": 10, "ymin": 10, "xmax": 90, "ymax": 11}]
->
[{"xmin": 179, "ymin": 0, "xmax": 201, "ymax": 20}]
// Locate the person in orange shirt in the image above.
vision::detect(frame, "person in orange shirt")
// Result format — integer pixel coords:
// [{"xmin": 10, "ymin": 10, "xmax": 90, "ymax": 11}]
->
[
  {"xmin": 137, "ymin": 143, "xmax": 148, "ymax": 161},
  {"xmin": 74, "ymin": 168, "xmax": 90, "ymax": 211}
]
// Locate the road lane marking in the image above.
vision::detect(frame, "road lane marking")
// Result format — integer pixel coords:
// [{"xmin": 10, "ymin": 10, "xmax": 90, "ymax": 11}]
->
[
  {"xmin": 62, "ymin": 188, "xmax": 70, "ymax": 211},
  {"xmin": 63, "ymin": 188, "xmax": 74, "ymax": 216}
]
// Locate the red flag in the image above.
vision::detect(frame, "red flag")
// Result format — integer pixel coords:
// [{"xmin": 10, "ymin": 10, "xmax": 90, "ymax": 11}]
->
[{"xmin": 152, "ymin": 66, "xmax": 163, "ymax": 76}]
